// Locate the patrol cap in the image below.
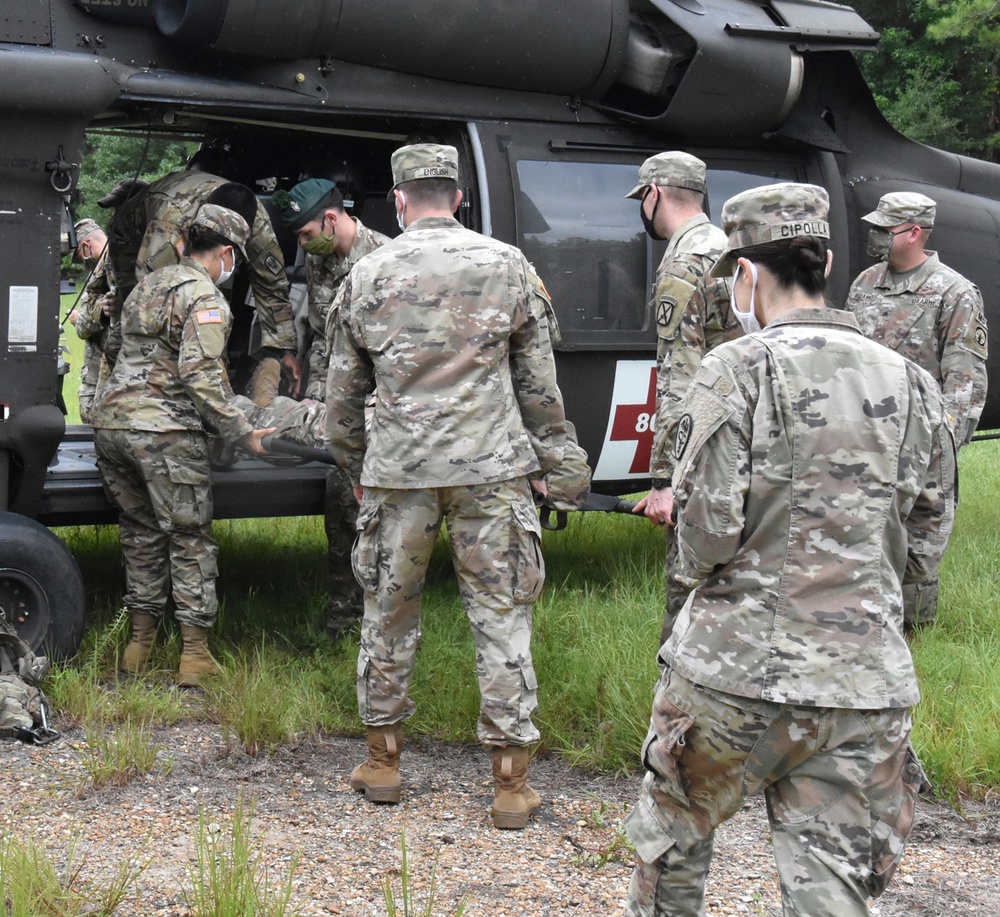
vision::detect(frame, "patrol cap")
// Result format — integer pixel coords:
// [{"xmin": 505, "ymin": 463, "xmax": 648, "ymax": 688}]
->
[
  {"xmin": 271, "ymin": 178, "xmax": 336, "ymax": 231},
  {"xmin": 191, "ymin": 203, "xmax": 250, "ymax": 258},
  {"xmin": 97, "ymin": 176, "xmax": 150, "ymax": 209},
  {"xmin": 862, "ymin": 191, "xmax": 936, "ymax": 228},
  {"xmin": 625, "ymin": 151, "xmax": 707, "ymax": 199},
  {"xmin": 711, "ymin": 182, "xmax": 831, "ymax": 277},
  {"xmin": 72, "ymin": 218, "xmax": 102, "ymax": 261},
  {"xmin": 387, "ymin": 143, "xmax": 459, "ymax": 199}
]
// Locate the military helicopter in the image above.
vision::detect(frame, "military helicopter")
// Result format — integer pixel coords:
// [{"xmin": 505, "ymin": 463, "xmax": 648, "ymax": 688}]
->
[{"xmin": 3, "ymin": 0, "xmax": 999, "ymax": 656}]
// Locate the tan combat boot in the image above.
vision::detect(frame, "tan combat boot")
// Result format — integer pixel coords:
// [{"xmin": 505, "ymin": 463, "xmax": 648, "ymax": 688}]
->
[
  {"xmin": 120, "ymin": 613, "xmax": 158, "ymax": 675},
  {"xmin": 177, "ymin": 624, "xmax": 222, "ymax": 687},
  {"xmin": 491, "ymin": 745, "xmax": 542, "ymax": 830},
  {"xmin": 350, "ymin": 724, "xmax": 403, "ymax": 803},
  {"xmin": 248, "ymin": 357, "xmax": 281, "ymax": 407}
]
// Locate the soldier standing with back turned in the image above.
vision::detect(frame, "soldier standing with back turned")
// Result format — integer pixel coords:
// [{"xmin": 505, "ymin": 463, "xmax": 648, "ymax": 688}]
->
[
  {"xmin": 625, "ymin": 182, "xmax": 955, "ymax": 917},
  {"xmin": 847, "ymin": 191, "xmax": 987, "ymax": 626},
  {"xmin": 625, "ymin": 152, "xmax": 735, "ymax": 641},
  {"xmin": 325, "ymin": 143, "xmax": 567, "ymax": 829}
]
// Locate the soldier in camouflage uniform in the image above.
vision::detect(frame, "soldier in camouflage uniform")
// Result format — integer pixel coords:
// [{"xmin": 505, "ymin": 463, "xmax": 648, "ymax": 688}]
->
[
  {"xmin": 325, "ymin": 143, "xmax": 567, "ymax": 829},
  {"xmin": 272, "ymin": 179, "xmax": 390, "ymax": 635},
  {"xmin": 106, "ymin": 169, "xmax": 302, "ymax": 394},
  {"xmin": 92, "ymin": 205, "xmax": 275, "ymax": 687},
  {"xmin": 847, "ymin": 191, "xmax": 987, "ymax": 626},
  {"xmin": 625, "ymin": 183, "xmax": 956, "ymax": 917},
  {"xmin": 68, "ymin": 218, "xmax": 117, "ymax": 423},
  {"xmin": 625, "ymin": 152, "xmax": 736, "ymax": 642}
]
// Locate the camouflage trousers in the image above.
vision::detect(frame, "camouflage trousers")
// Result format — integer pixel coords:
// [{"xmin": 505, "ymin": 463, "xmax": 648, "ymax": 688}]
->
[
  {"xmin": 903, "ymin": 578, "xmax": 939, "ymax": 627},
  {"xmin": 94, "ymin": 428, "xmax": 218, "ymax": 628},
  {"xmin": 625, "ymin": 669, "xmax": 925, "ymax": 917},
  {"xmin": 232, "ymin": 395, "xmax": 360, "ymax": 614},
  {"xmin": 353, "ymin": 479, "xmax": 544, "ymax": 746},
  {"xmin": 78, "ymin": 335, "xmax": 109, "ymax": 425},
  {"xmin": 325, "ymin": 466, "xmax": 361, "ymax": 615}
]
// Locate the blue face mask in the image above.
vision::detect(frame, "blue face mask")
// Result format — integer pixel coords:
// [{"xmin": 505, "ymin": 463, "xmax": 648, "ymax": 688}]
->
[{"xmin": 731, "ymin": 261, "xmax": 762, "ymax": 334}]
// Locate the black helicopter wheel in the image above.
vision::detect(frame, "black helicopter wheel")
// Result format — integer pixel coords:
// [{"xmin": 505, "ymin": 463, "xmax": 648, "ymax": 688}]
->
[{"xmin": 0, "ymin": 512, "xmax": 86, "ymax": 659}]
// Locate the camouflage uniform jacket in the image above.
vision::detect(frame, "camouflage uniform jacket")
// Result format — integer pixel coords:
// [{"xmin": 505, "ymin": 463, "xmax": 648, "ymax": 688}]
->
[
  {"xmin": 91, "ymin": 258, "xmax": 253, "ymax": 442},
  {"xmin": 108, "ymin": 171, "xmax": 296, "ymax": 353},
  {"xmin": 664, "ymin": 307, "xmax": 955, "ymax": 709},
  {"xmin": 649, "ymin": 213, "xmax": 734, "ymax": 480},
  {"xmin": 325, "ymin": 215, "xmax": 567, "ymax": 488},
  {"xmin": 74, "ymin": 251, "xmax": 116, "ymax": 344},
  {"xmin": 847, "ymin": 252, "xmax": 988, "ymax": 446},
  {"xmin": 303, "ymin": 218, "xmax": 389, "ymax": 400}
]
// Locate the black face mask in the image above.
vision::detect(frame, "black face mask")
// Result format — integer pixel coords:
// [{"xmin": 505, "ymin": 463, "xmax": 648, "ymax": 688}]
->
[{"xmin": 640, "ymin": 187, "xmax": 668, "ymax": 242}]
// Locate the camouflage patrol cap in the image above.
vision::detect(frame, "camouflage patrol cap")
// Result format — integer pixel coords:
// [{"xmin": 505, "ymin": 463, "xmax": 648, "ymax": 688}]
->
[
  {"xmin": 711, "ymin": 182, "xmax": 831, "ymax": 277},
  {"xmin": 862, "ymin": 191, "xmax": 936, "ymax": 228},
  {"xmin": 72, "ymin": 218, "xmax": 102, "ymax": 261},
  {"xmin": 73, "ymin": 217, "xmax": 101, "ymax": 241},
  {"xmin": 97, "ymin": 176, "xmax": 150, "ymax": 209},
  {"xmin": 625, "ymin": 151, "xmax": 707, "ymax": 199},
  {"xmin": 272, "ymin": 178, "xmax": 336, "ymax": 231},
  {"xmin": 387, "ymin": 143, "xmax": 459, "ymax": 198},
  {"xmin": 192, "ymin": 203, "xmax": 250, "ymax": 258}
]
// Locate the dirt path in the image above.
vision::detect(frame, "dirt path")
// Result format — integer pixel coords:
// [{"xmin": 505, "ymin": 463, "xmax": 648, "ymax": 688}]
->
[{"xmin": 3, "ymin": 725, "xmax": 999, "ymax": 915}]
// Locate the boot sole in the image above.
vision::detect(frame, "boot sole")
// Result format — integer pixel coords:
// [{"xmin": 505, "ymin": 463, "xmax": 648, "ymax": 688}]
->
[
  {"xmin": 492, "ymin": 800, "xmax": 541, "ymax": 830},
  {"xmin": 492, "ymin": 811, "xmax": 529, "ymax": 830},
  {"xmin": 351, "ymin": 779, "xmax": 401, "ymax": 804}
]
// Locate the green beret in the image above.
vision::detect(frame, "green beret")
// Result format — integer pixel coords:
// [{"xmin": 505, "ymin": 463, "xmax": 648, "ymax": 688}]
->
[{"xmin": 272, "ymin": 179, "xmax": 336, "ymax": 231}]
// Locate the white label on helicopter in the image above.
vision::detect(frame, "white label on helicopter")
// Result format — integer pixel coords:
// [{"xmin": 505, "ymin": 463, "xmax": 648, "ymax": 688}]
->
[
  {"xmin": 593, "ymin": 359, "xmax": 658, "ymax": 482},
  {"xmin": 8, "ymin": 285, "xmax": 38, "ymax": 348}
]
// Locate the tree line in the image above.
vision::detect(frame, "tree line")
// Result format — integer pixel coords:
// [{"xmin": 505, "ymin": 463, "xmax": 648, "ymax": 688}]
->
[{"xmin": 851, "ymin": 0, "xmax": 1000, "ymax": 161}]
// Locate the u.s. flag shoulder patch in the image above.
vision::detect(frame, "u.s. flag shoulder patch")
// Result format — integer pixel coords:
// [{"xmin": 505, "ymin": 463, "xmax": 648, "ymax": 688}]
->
[{"xmin": 195, "ymin": 309, "xmax": 222, "ymax": 324}]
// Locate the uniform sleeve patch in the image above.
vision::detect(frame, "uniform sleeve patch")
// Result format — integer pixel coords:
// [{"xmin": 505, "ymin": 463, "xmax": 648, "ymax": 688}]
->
[
  {"xmin": 263, "ymin": 253, "xmax": 284, "ymax": 276},
  {"xmin": 655, "ymin": 275, "xmax": 695, "ymax": 340},
  {"xmin": 195, "ymin": 309, "xmax": 223, "ymax": 324},
  {"xmin": 673, "ymin": 413, "xmax": 693, "ymax": 462}
]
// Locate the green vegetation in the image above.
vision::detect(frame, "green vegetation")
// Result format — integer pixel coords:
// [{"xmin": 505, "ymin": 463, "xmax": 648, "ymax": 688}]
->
[
  {"xmin": 0, "ymin": 832, "xmax": 149, "ymax": 916},
  {"xmin": 53, "ymin": 300, "xmax": 1000, "ymax": 799},
  {"xmin": 381, "ymin": 830, "xmax": 469, "ymax": 917},
  {"xmin": 185, "ymin": 792, "xmax": 301, "ymax": 917},
  {"xmin": 852, "ymin": 1, "xmax": 1000, "ymax": 160}
]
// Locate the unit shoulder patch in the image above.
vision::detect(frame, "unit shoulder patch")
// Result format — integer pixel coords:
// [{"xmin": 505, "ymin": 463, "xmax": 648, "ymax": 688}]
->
[{"xmin": 655, "ymin": 274, "xmax": 696, "ymax": 340}]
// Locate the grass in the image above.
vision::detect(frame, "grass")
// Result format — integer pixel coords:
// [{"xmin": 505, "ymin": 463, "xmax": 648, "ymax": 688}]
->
[
  {"xmin": 77, "ymin": 713, "xmax": 171, "ymax": 791},
  {"xmin": 185, "ymin": 791, "xmax": 301, "ymax": 917},
  {"xmin": 0, "ymin": 831, "xmax": 150, "ymax": 916},
  {"xmin": 51, "ymin": 295, "xmax": 1000, "ymax": 800},
  {"xmin": 382, "ymin": 830, "xmax": 469, "ymax": 917}
]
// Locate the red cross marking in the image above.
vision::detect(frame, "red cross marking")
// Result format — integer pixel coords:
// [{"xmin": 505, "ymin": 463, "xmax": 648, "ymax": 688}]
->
[{"xmin": 609, "ymin": 366, "xmax": 657, "ymax": 474}]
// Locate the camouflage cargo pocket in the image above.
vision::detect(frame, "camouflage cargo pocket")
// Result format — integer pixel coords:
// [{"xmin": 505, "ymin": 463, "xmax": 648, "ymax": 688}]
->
[
  {"xmin": 351, "ymin": 500, "xmax": 381, "ymax": 596},
  {"xmin": 866, "ymin": 744, "xmax": 929, "ymax": 898},
  {"xmin": 162, "ymin": 454, "xmax": 212, "ymax": 529},
  {"xmin": 511, "ymin": 498, "xmax": 545, "ymax": 605},
  {"xmin": 642, "ymin": 692, "xmax": 696, "ymax": 806}
]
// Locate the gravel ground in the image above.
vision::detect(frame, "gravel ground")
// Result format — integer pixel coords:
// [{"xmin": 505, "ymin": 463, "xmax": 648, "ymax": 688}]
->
[{"xmin": 3, "ymin": 723, "xmax": 999, "ymax": 916}]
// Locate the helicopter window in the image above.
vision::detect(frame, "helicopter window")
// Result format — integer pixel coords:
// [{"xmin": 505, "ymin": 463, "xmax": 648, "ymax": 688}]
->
[
  {"xmin": 515, "ymin": 159, "xmax": 654, "ymax": 345},
  {"xmin": 705, "ymin": 169, "xmax": 786, "ymax": 221}
]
